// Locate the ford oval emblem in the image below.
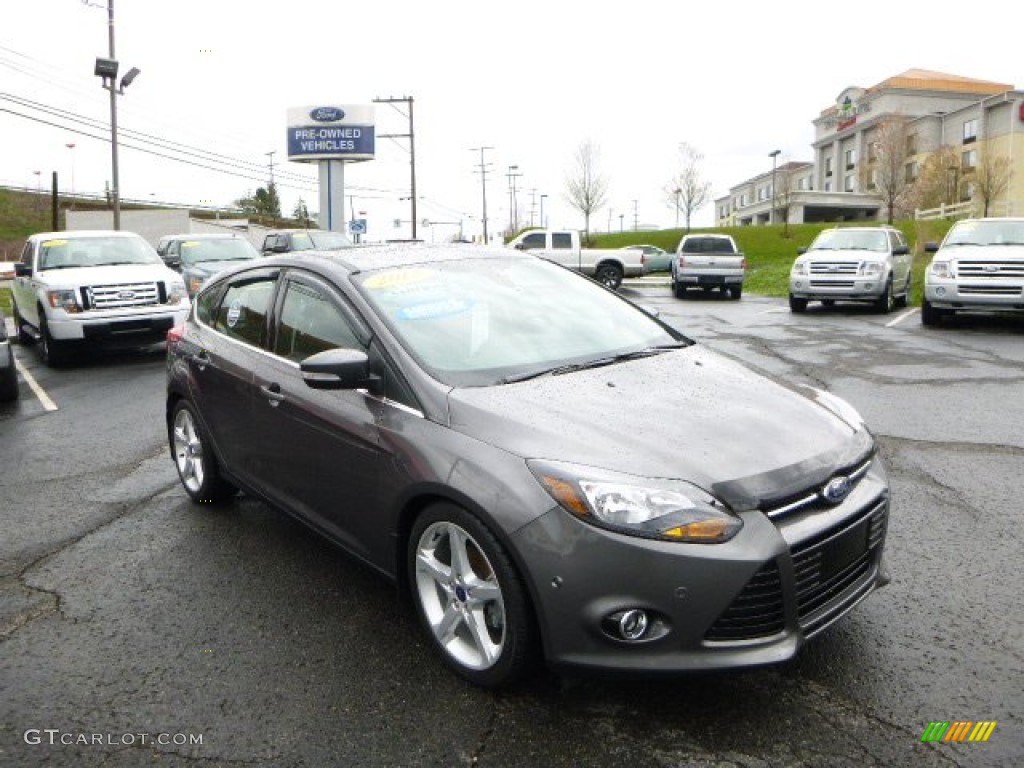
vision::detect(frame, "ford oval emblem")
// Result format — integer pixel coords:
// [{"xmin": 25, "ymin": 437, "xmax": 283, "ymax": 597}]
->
[
  {"xmin": 118, "ymin": 290, "xmax": 136, "ymax": 300},
  {"xmin": 821, "ymin": 476, "xmax": 852, "ymax": 505},
  {"xmin": 310, "ymin": 106, "xmax": 344, "ymax": 122}
]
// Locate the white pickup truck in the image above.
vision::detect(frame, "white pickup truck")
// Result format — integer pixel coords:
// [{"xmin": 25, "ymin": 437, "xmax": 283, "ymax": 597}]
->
[
  {"xmin": 670, "ymin": 233, "xmax": 746, "ymax": 300},
  {"xmin": 506, "ymin": 229, "xmax": 644, "ymax": 290},
  {"xmin": 10, "ymin": 230, "xmax": 190, "ymax": 365}
]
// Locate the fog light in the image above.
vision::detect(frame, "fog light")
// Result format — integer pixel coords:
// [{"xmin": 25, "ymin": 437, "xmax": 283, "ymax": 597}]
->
[
  {"xmin": 618, "ymin": 609, "xmax": 649, "ymax": 641},
  {"xmin": 936, "ymin": 287, "xmax": 946, "ymax": 297},
  {"xmin": 794, "ymin": 281, "xmax": 803, "ymax": 288}
]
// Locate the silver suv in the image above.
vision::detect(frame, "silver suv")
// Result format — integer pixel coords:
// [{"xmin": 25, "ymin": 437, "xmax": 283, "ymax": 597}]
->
[
  {"xmin": 789, "ymin": 226, "xmax": 912, "ymax": 313},
  {"xmin": 922, "ymin": 217, "xmax": 1024, "ymax": 326}
]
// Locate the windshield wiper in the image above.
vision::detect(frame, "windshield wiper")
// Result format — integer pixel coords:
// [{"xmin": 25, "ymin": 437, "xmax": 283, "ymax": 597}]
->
[
  {"xmin": 92, "ymin": 261, "xmax": 145, "ymax": 266},
  {"xmin": 501, "ymin": 343, "xmax": 686, "ymax": 384}
]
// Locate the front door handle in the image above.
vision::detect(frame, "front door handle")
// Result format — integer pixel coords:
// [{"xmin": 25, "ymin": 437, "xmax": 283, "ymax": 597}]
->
[{"xmin": 260, "ymin": 382, "xmax": 285, "ymax": 407}]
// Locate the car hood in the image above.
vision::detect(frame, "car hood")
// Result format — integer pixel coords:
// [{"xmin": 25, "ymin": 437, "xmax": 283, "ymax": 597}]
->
[
  {"xmin": 940, "ymin": 244, "xmax": 1024, "ymax": 262},
  {"xmin": 446, "ymin": 346, "xmax": 873, "ymax": 511},
  {"xmin": 186, "ymin": 259, "xmax": 252, "ymax": 276},
  {"xmin": 40, "ymin": 263, "xmax": 180, "ymax": 283}
]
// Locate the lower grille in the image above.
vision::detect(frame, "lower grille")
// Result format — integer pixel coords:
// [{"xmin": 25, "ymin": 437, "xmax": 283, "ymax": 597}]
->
[
  {"xmin": 792, "ymin": 498, "xmax": 887, "ymax": 633},
  {"xmin": 704, "ymin": 561, "xmax": 785, "ymax": 641},
  {"xmin": 810, "ymin": 280, "xmax": 855, "ymax": 288},
  {"xmin": 957, "ymin": 284, "xmax": 1023, "ymax": 296}
]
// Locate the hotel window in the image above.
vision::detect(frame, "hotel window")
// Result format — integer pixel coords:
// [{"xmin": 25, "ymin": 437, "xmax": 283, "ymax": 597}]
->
[
  {"xmin": 824, "ymin": 181, "xmax": 832, "ymax": 192},
  {"xmin": 798, "ymin": 177, "xmax": 809, "ymax": 190},
  {"xmin": 963, "ymin": 118, "xmax": 978, "ymax": 144},
  {"xmin": 825, "ymin": 157, "xmax": 833, "ymax": 177},
  {"xmin": 906, "ymin": 134, "xmax": 917, "ymax": 154},
  {"xmin": 845, "ymin": 148, "xmax": 856, "ymax": 170},
  {"xmin": 962, "ymin": 149, "xmax": 977, "ymax": 170},
  {"xmin": 844, "ymin": 174, "xmax": 855, "ymax": 192},
  {"xmin": 905, "ymin": 161, "xmax": 919, "ymax": 183},
  {"xmin": 867, "ymin": 142, "xmax": 878, "ymax": 162},
  {"xmin": 867, "ymin": 169, "xmax": 877, "ymax": 191}
]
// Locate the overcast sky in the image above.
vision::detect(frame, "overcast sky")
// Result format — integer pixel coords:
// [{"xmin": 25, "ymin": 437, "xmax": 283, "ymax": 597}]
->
[{"xmin": 1, "ymin": 1, "xmax": 1020, "ymax": 240}]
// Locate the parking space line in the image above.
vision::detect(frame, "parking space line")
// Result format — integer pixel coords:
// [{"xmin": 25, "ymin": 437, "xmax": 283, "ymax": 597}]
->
[
  {"xmin": 886, "ymin": 309, "xmax": 918, "ymax": 328},
  {"xmin": 14, "ymin": 357, "xmax": 59, "ymax": 411}
]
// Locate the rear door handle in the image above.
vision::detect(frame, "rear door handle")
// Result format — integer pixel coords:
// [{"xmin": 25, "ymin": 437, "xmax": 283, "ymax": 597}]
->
[
  {"xmin": 260, "ymin": 383, "xmax": 285, "ymax": 407},
  {"xmin": 187, "ymin": 350, "xmax": 210, "ymax": 371}
]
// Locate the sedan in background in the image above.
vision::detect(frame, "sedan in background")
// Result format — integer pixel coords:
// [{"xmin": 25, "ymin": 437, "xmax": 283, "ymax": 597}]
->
[
  {"xmin": 167, "ymin": 244, "xmax": 889, "ymax": 687},
  {"xmin": 159, "ymin": 233, "xmax": 261, "ymax": 297},
  {"xmin": 623, "ymin": 244, "xmax": 672, "ymax": 274}
]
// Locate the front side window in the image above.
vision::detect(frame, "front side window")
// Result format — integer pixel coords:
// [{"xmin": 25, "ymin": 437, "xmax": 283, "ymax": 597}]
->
[
  {"xmin": 518, "ymin": 232, "xmax": 546, "ymax": 249},
  {"xmin": 273, "ymin": 280, "xmax": 363, "ymax": 363},
  {"xmin": 213, "ymin": 277, "xmax": 276, "ymax": 347}
]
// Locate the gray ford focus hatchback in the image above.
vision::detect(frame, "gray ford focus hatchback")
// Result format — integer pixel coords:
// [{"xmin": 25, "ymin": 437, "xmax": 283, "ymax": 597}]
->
[{"xmin": 166, "ymin": 244, "xmax": 890, "ymax": 687}]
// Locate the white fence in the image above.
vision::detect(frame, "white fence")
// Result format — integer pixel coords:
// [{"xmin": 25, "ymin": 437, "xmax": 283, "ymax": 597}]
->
[{"xmin": 915, "ymin": 199, "xmax": 1020, "ymax": 221}]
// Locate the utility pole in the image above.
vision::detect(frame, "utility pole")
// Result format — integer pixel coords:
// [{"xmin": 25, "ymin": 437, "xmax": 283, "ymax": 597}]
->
[
  {"xmin": 769, "ymin": 149, "xmax": 781, "ymax": 225},
  {"xmin": 506, "ymin": 165, "xmax": 522, "ymax": 234},
  {"xmin": 632, "ymin": 199, "xmax": 638, "ymax": 231},
  {"xmin": 528, "ymin": 188, "xmax": 537, "ymax": 227},
  {"xmin": 470, "ymin": 146, "xmax": 494, "ymax": 243},
  {"xmin": 374, "ymin": 96, "xmax": 418, "ymax": 239},
  {"xmin": 266, "ymin": 150, "xmax": 276, "ymax": 185}
]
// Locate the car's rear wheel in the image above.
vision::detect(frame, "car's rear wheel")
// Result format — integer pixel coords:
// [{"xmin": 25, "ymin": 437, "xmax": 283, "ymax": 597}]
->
[
  {"xmin": 594, "ymin": 264, "xmax": 623, "ymax": 290},
  {"xmin": 789, "ymin": 295, "xmax": 808, "ymax": 313},
  {"xmin": 729, "ymin": 286, "xmax": 742, "ymax": 300},
  {"xmin": 409, "ymin": 503, "xmax": 537, "ymax": 688},
  {"xmin": 169, "ymin": 400, "xmax": 237, "ymax": 503}
]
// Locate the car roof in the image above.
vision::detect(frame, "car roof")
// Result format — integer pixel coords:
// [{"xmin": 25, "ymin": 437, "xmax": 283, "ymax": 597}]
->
[
  {"xmin": 29, "ymin": 230, "xmax": 144, "ymax": 240},
  {"xmin": 161, "ymin": 232, "xmax": 243, "ymax": 240},
  {"xmin": 262, "ymin": 243, "xmax": 527, "ymax": 275}
]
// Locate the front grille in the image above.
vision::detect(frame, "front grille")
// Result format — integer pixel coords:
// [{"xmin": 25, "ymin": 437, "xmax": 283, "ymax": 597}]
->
[
  {"xmin": 957, "ymin": 261, "xmax": 1024, "ymax": 279},
  {"xmin": 704, "ymin": 561, "xmax": 785, "ymax": 642},
  {"xmin": 957, "ymin": 284, "xmax": 1024, "ymax": 296},
  {"xmin": 792, "ymin": 497, "xmax": 887, "ymax": 634},
  {"xmin": 85, "ymin": 282, "xmax": 161, "ymax": 310},
  {"xmin": 810, "ymin": 261, "xmax": 859, "ymax": 275}
]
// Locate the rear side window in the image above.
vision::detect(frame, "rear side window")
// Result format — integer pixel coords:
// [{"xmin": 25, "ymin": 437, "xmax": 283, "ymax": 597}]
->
[
  {"xmin": 213, "ymin": 278, "xmax": 276, "ymax": 348},
  {"xmin": 551, "ymin": 233, "xmax": 573, "ymax": 249}
]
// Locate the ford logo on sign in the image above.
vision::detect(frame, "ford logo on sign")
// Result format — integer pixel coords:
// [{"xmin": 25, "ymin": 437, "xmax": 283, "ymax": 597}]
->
[
  {"xmin": 821, "ymin": 476, "xmax": 852, "ymax": 505},
  {"xmin": 310, "ymin": 106, "xmax": 344, "ymax": 122}
]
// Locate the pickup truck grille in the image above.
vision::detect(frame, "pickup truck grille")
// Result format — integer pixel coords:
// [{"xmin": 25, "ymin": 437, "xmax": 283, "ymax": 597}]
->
[
  {"xmin": 809, "ymin": 261, "xmax": 860, "ymax": 275},
  {"xmin": 83, "ymin": 282, "xmax": 162, "ymax": 310},
  {"xmin": 956, "ymin": 260, "xmax": 1024, "ymax": 279}
]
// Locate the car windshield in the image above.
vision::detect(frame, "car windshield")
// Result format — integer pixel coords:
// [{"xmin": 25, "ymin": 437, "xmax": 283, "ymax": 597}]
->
[
  {"xmin": 355, "ymin": 255, "xmax": 687, "ymax": 387},
  {"xmin": 180, "ymin": 239, "xmax": 258, "ymax": 264},
  {"xmin": 943, "ymin": 219, "xmax": 1024, "ymax": 247},
  {"xmin": 308, "ymin": 231, "xmax": 354, "ymax": 250},
  {"xmin": 810, "ymin": 230, "xmax": 888, "ymax": 252},
  {"xmin": 39, "ymin": 236, "xmax": 161, "ymax": 270}
]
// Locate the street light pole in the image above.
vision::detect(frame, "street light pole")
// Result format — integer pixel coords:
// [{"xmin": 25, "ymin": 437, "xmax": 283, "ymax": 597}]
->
[
  {"xmin": 539, "ymin": 194, "xmax": 547, "ymax": 229},
  {"xmin": 65, "ymin": 143, "xmax": 76, "ymax": 196},
  {"xmin": 107, "ymin": 0, "xmax": 120, "ymax": 229},
  {"xmin": 769, "ymin": 149, "xmax": 781, "ymax": 225}
]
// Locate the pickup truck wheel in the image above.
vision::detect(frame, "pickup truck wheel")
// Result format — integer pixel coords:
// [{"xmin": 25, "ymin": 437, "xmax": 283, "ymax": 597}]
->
[
  {"xmin": 169, "ymin": 400, "xmax": 238, "ymax": 503},
  {"xmin": 789, "ymin": 295, "xmax": 808, "ymax": 313},
  {"xmin": 11, "ymin": 303, "xmax": 33, "ymax": 345},
  {"xmin": 729, "ymin": 287, "xmax": 742, "ymax": 300},
  {"xmin": 874, "ymin": 277, "xmax": 895, "ymax": 314},
  {"xmin": 594, "ymin": 264, "xmax": 623, "ymax": 290},
  {"xmin": 38, "ymin": 314, "xmax": 69, "ymax": 366}
]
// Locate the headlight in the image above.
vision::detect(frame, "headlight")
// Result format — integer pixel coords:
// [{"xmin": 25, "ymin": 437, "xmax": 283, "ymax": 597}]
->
[
  {"xmin": 46, "ymin": 289, "xmax": 80, "ymax": 313},
  {"xmin": 929, "ymin": 261, "xmax": 952, "ymax": 279},
  {"xmin": 528, "ymin": 460, "xmax": 742, "ymax": 543},
  {"xmin": 167, "ymin": 280, "xmax": 187, "ymax": 305},
  {"xmin": 860, "ymin": 261, "xmax": 883, "ymax": 277},
  {"xmin": 791, "ymin": 261, "xmax": 807, "ymax": 276}
]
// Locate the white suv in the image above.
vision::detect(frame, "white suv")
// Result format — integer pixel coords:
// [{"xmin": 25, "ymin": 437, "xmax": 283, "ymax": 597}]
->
[
  {"xmin": 789, "ymin": 226, "xmax": 912, "ymax": 313},
  {"xmin": 10, "ymin": 230, "xmax": 189, "ymax": 365}
]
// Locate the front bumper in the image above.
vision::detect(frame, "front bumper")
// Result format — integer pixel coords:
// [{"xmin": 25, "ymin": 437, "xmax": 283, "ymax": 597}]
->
[
  {"xmin": 513, "ymin": 460, "xmax": 890, "ymax": 673},
  {"xmin": 48, "ymin": 307, "xmax": 190, "ymax": 342},
  {"xmin": 925, "ymin": 277, "xmax": 1024, "ymax": 313},
  {"xmin": 789, "ymin": 276, "xmax": 885, "ymax": 301}
]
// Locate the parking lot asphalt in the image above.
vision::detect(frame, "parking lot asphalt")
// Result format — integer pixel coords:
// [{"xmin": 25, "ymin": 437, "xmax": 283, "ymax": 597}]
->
[{"xmin": 1, "ymin": 289, "xmax": 1021, "ymax": 767}]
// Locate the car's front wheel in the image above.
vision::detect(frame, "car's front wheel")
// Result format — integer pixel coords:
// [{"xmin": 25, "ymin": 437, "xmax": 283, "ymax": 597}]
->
[
  {"xmin": 409, "ymin": 503, "xmax": 537, "ymax": 688},
  {"xmin": 921, "ymin": 298, "xmax": 948, "ymax": 327},
  {"xmin": 38, "ymin": 314, "xmax": 69, "ymax": 366},
  {"xmin": 169, "ymin": 400, "xmax": 238, "ymax": 503},
  {"xmin": 789, "ymin": 295, "xmax": 808, "ymax": 313},
  {"xmin": 874, "ymin": 277, "xmax": 895, "ymax": 314}
]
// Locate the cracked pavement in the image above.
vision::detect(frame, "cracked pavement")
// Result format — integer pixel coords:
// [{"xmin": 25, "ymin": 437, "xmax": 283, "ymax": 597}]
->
[{"xmin": 1, "ymin": 297, "xmax": 1021, "ymax": 767}]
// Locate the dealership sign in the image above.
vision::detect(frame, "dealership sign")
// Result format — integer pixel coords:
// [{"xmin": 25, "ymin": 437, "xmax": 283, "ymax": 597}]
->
[{"xmin": 287, "ymin": 104, "xmax": 375, "ymax": 161}]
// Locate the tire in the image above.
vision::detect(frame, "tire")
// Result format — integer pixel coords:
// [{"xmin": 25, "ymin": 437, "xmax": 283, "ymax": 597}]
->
[
  {"xmin": 874, "ymin": 277, "xmax": 895, "ymax": 314},
  {"xmin": 594, "ymin": 263, "xmax": 623, "ymax": 291},
  {"xmin": 409, "ymin": 502, "xmax": 538, "ymax": 688},
  {"xmin": 921, "ymin": 299, "xmax": 945, "ymax": 327},
  {"xmin": 38, "ymin": 313, "xmax": 69, "ymax": 366},
  {"xmin": 11, "ymin": 302, "xmax": 33, "ymax": 345},
  {"xmin": 671, "ymin": 274, "xmax": 687, "ymax": 299},
  {"xmin": 789, "ymin": 295, "xmax": 808, "ymax": 313},
  {"xmin": 169, "ymin": 400, "xmax": 238, "ymax": 503},
  {"xmin": 729, "ymin": 286, "xmax": 743, "ymax": 300}
]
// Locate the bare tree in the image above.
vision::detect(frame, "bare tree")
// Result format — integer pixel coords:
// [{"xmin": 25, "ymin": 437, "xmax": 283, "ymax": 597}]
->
[
  {"xmin": 973, "ymin": 149, "xmax": 1012, "ymax": 216},
  {"xmin": 663, "ymin": 143, "xmax": 711, "ymax": 232},
  {"xmin": 904, "ymin": 145, "xmax": 959, "ymax": 212},
  {"xmin": 565, "ymin": 140, "xmax": 609, "ymax": 243},
  {"xmin": 866, "ymin": 118, "xmax": 912, "ymax": 224},
  {"xmin": 773, "ymin": 168, "xmax": 795, "ymax": 237}
]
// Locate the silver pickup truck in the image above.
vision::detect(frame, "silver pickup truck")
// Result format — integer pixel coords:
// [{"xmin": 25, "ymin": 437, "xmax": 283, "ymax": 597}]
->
[
  {"xmin": 670, "ymin": 234, "xmax": 746, "ymax": 299},
  {"xmin": 506, "ymin": 229, "xmax": 643, "ymax": 290}
]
